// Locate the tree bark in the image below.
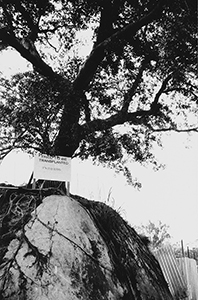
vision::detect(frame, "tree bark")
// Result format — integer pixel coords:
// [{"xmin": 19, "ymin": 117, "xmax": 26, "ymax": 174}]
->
[{"xmin": 53, "ymin": 88, "xmax": 83, "ymax": 157}]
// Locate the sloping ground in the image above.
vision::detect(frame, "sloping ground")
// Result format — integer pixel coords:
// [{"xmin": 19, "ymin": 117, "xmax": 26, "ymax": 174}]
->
[{"xmin": 0, "ymin": 187, "xmax": 173, "ymax": 299}]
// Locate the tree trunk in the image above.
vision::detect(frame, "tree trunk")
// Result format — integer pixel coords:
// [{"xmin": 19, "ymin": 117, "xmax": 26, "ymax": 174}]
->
[{"xmin": 53, "ymin": 87, "xmax": 83, "ymax": 157}]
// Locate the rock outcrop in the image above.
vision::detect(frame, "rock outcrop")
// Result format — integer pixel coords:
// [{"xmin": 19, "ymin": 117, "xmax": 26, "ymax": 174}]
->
[{"xmin": 0, "ymin": 190, "xmax": 173, "ymax": 299}]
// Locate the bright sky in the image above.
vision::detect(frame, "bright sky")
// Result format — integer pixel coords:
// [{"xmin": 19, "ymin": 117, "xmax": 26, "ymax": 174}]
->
[
  {"xmin": 0, "ymin": 47, "xmax": 197, "ymax": 249},
  {"xmin": 70, "ymin": 132, "xmax": 198, "ymax": 247},
  {"xmin": 0, "ymin": 48, "xmax": 32, "ymax": 77}
]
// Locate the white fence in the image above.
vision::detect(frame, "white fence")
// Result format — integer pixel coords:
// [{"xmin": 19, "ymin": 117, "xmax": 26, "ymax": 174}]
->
[{"xmin": 154, "ymin": 245, "xmax": 198, "ymax": 300}]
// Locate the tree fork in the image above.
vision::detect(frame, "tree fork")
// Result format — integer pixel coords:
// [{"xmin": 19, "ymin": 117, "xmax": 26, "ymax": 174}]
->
[{"xmin": 73, "ymin": 0, "xmax": 167, "ymax": 90}]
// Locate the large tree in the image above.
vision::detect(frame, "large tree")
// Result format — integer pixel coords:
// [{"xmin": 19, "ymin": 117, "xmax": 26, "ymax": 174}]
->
[{"xmin": 0, "ymin": 0, "xmax": 197, "ymax": 171}]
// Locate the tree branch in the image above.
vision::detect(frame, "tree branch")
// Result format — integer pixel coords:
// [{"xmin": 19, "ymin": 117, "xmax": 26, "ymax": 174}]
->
[
  {"xmin": 94, "ymin": 0, "xmax": 114, "ymax": 46},
  {"xmin": 73, "ymin": 0, "xmax": 167, "ymax": 90},
  {"xmin": 121, "ymin": 59, "xmax": 148, "ymax": 113},
  {"xmin": 164, "ymin": 87, "xmax": 198, "ymax": 98},
  {"xmin": 0, "ymin": 129, "xmax": 29, "ymax": 159},
  {"xmin": 80, "ymin": 92, "xmax": 198, "ymax": 139},
  {"xmin": 0, "ymin": 146, "xmax": 16, "ymax": 159},
  {"xmin": 148, "ymin": 126, "xmax": 198, "ymax": 133},
  {"xmin": 39, "ymin": 24, "xmax": 65, "ymax": 35},
  {"xmin": 150, "ymin": 73, "xmax": 173, "ymax": 113},
  {"xmin": 0, "ymin": 28, "xmax": 56, "ymax": 79},
  {"xmin": 80, "ymin": 109, "xmax": 151, "ymax": 137},
  {"xmin": 81, "ymin": 68, "xmax": 173, "ymax": 137}
]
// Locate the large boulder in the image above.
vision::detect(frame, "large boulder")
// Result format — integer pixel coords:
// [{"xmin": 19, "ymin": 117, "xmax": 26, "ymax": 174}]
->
[{"xmin": 0, "ymin": 191, "xmax": 173, "ymax": 299}]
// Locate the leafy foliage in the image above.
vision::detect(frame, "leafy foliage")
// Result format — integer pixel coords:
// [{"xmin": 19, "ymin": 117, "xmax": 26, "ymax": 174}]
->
[
  {"xmin": 135, "ymin": 221, "xmax": 171, "ymax": 250},
  {"xmin": 0, "ymin": 0, "xmax": 197, "ymax": 181},
  {"xmin": 0, "ymin": 71, "xmax": 65, "ymax": 155}
]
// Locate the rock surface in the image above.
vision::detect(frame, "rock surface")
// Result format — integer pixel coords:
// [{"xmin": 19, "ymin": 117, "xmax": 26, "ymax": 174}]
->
[{"xmin": 0, "ymin": 194, "xmax": 173, "ymax": 299}]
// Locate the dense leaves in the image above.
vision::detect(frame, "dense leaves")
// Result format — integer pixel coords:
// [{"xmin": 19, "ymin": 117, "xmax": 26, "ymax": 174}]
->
[
  {"xmin": 0, "ymin": 72, "xmax": 65, "ymax": 155},
  {"xmin": 0, "ymin": 0, "xmax": 197, "ymax": 179}
]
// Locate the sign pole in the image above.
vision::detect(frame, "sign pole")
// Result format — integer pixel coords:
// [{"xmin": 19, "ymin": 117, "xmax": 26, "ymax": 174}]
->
[
  {"xmin": 32, "ymin": 177, "xmax": 36, "ymax": 189},
  {"xmin": 66, "ymin": 181, "xmax": 70, "ymax": 196}
]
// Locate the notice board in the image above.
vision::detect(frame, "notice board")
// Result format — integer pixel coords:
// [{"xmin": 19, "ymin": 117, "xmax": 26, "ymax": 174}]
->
[{"xmin": 34, "ymin": 153, "xmax": 71, "ymax": 182}]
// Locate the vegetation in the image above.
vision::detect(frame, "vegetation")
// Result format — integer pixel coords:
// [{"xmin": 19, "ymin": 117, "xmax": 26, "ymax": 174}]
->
[
  {"xmin": 135, "ymin": 220, "xmax": 171, "ymax": 249},
  {"xmin": 0, "ymin": 0, "xmax": 197, "ymax": 177}
]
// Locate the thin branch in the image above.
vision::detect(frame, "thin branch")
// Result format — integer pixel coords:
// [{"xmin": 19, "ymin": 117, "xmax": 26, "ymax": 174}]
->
[
  {"xmin": 0, "ymin": 144, "xmax": 22, "ymax": 159},
  {"xmin": 80, "ymin": 95, "xmax": 198, "ymax": 138},
  {"xmin": 121, "ymin": 59, "xmax": 148, "ymax": 113},
  {"xmin": 0, "ymin": 129, "xmax": 28, "ymax": 158},
  {"xmin": 0, "ymin": 144, "xmax": 42, "ymax": 160},
  {"xmin": 151, "ymin": 73, "xmax": 173, "ymax": 109},
  {"xmin": 164, "ymin": 87, "xmax": 198, "ymax": 98},
  {"xmin": 0, "ymin": 126, "xmax": 46, "ymax": 158},
  {"xmin": 39, "ymin": 25, "xmax": 66, "ymax": 35},
  {"xmin": 43, "ymin": 32, "xmax": 60, "ymax": 52},
  {"xmin": 0, "ymin": 129, "xmax": 27, "ymax": 144},
  {"xmin": 148, "ymin": 126, "xmax": 198, "ymax": 133}
]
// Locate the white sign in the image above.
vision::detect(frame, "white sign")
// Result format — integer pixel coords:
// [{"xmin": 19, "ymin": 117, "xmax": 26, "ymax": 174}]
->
[{"xmin": 34, "ymin": 153, "xmax": 71, "ymax": 182}]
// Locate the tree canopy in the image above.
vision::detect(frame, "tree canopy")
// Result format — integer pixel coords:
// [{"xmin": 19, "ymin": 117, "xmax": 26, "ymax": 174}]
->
[{"xmin": 0, "ymin": 0, "xmax": 197, "ymax": 176}]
